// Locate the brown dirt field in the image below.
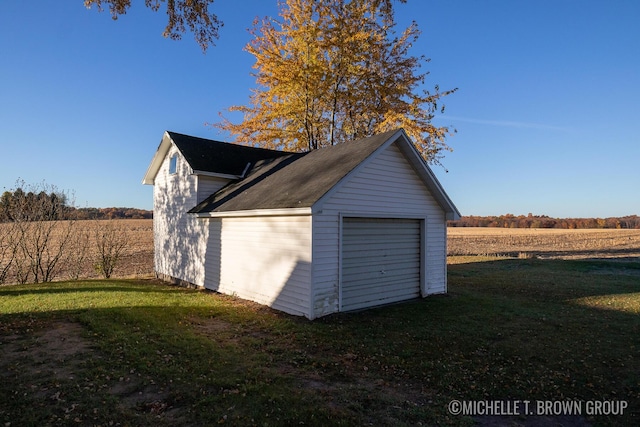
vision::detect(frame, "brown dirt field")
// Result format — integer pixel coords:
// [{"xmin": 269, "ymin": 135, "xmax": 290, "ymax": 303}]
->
[
  {"xmin": 448, "ymin": 227, "xmax": 640, "ymax": 259},
  {"xmin": 103, "ymin": 218, "xmax": 153, "ymax": 278},
  {"xmin": 0, "ymin": 219, "xmax": 153, "ymax": 284},
  {"xmin": 4, "ymin": 220, "xmax": 640, "ymax": 284}
]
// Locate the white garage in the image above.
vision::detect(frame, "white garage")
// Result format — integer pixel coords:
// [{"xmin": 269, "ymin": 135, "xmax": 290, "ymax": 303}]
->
[{"xmin": 144, "ymin": 128, "xmax": 460, "ymax": 319}]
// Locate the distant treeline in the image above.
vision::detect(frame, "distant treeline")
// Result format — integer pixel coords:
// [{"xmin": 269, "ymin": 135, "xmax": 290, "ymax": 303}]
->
[
  {"xmin": 73, "ymin": 207, "xmax": 152, "ymax": 220},
  {"xmin": 449, "ymin": 214, "xmax": 640, "ymax": 229},
  {"xmin": 1, "ymin": 188, "xmax": 151, "ymax": 222}
]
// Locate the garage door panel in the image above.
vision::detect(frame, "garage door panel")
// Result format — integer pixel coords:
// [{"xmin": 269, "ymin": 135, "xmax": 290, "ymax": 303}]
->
[
  {"xmin": 342, "ymin": 250, "xmax": 420, "ymax": 271},
  {"xmin": 342, "ymin": 254, "xmax": 420, "ymax": 268},
  {"xmin": 342, "ymin": 267, "xmax": 420, "ymax": 285},
  {"xmin": 342, "ymin": 263, "xmax": 420, "ymax": 280},
  {"xmin": 343, "ymin": 232, "xmax": 419, "ymax": 241},
  {"xmin": 341, "ymin": 218, "xmax": 421, "ymax": 312},
  {"xmin": 343, "ymin": 275, "xmax": 421, "ymax": 297},
  {"xmin": 343, "ymin": 240, "xmax": 419, "ymax": 250},
  {"xmin": 343, "ymin": 239, "xmax": 419, "ymax": 249},
  {"xmin": 343, "ymin": 293, "xmax": 417, "ymax": 312},
  {"xmin": 342, "ymin": 277, "xmax": 420, "ymax": 295},
  {"xmin": 343, "ymin": 232, "xmax": 417, "ymax": 241},
  {"xmin": 342, "ymin": 241, "xmax": 419, "ymax": 253}
]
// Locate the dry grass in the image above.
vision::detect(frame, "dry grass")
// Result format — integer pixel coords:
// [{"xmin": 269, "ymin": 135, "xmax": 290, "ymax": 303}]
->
[
  {"xmin": 448, "ymin": 227, "xmax": 640, "ymax": 260},
  {"xmin": 0, "ymin": 219, "xmax": 153, "ymax": 283}
]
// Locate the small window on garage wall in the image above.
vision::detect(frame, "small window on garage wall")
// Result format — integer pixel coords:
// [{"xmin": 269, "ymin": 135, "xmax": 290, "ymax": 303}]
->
[{"xmin": 169, "ymin": 155, "xmax": 178, "ymax": 174}]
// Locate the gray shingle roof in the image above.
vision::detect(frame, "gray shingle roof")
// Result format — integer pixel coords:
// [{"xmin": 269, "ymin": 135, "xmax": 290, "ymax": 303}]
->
[
  {"xmin": 168, "ymin": 131, "xmax": 290, "ymax": 177},
  {"xmin": 189, "ymin": 130, "xmax": 399, "ymax": 213}
]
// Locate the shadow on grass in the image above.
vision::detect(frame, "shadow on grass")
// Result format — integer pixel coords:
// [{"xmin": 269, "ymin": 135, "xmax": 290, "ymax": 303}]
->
[
  {"xmin": 0, "ymin": 260, "xmax": 639, "ymax": 426},
  {"xmin": 0, "ymin": 282, "xmax": 186, "ymax": 297},
  {"xmin": 448, "ymin": 257, "xmax": 640, "ymax": 303},
  {"xmin": 480, "ymin": 247, "xmax": 640, "ymax": 260}
]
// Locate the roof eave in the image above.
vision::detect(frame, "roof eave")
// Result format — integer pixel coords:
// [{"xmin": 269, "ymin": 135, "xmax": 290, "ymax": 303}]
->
[
  {"xmin": 362, "ymin": 129, "xmax": 460, "ymax": 220},
  {"xmin": 393, "ymin": 130, "xmax": 461, "ymax": 220},
  {"xmin": 446, "ymin": 211, "xmax": 462, "ymax": 221},
  {"xmin": 393, "ymin": 131, "xmax": 461, "ymax": 219},
  {"xmin": 191, "ymin": 170, "xmax": 243, "ymax": 180},
  {"xmin": 194, "ymin": 207, "xmax": 313, "ymax": 218},
  {"xmin": 142, "ymin": 131, "xmax": 172, "ymax": 185}
]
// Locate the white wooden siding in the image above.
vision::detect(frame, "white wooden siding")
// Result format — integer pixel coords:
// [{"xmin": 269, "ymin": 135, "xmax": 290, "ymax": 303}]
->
[
  {"xmin": 197, "ymin": 176, "xmax": 229, "ymax": 204},
  {"xmin": 311, "ymin": 142, "xmax": 446, "ymax": 318},
  {"xmin": 153, "ymin": 145, "xmax": 211, "ymax": 286},
  {"xmin": 206, "ymin": 215, "xmax": 312, "ymax": 318},
  {"xmin": 203, "ymin": 219, "xmax": 222, "ymax": 287}
]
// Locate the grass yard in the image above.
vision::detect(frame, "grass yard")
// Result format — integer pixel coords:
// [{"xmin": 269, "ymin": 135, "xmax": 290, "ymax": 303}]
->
[{"xmin": 1, "ymin": 258, "xmax": 639, "ymax": 426}]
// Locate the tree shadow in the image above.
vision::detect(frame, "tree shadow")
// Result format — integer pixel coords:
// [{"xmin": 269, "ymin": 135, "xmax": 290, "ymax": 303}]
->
[
  {"xmin": 447, "ymin": 256, "xmax": 640, "ymax": 303},
  {"xmin": 485, "ymin": 248, "xmax": 640, "ymax": 259},
  {"xmin": 0, "ymin": 282, "xmax": 185, "ymax": 297},
  {"xmin": 0, "ymin": 273, "xmax": 638, "ymax": 425}
]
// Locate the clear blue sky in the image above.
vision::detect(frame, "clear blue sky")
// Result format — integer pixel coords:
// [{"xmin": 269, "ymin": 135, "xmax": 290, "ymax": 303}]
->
[{"xmin": 1, "ymin": 1, "xmax": 638, "ymax": 217}]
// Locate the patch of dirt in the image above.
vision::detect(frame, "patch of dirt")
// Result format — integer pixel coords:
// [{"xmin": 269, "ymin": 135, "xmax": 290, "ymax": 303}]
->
[
  {"xmin": 0, "ymin": 319, "xmax": 182, "ymax": 425},
  {"xmin": 0, "ymin": 321, "xmax": 91, "ymax": 382}
]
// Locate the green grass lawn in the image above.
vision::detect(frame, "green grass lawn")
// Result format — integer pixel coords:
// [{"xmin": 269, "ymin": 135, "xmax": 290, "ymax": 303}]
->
[{"xmin": 0, "ymin": 258, "xmax": 639, "ymax": 426}]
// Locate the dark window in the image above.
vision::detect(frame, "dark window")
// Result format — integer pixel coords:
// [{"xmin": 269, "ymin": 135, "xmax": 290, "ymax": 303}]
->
[{"xmin": 169, "ymin": 155, "xmax": 178, "ymax": 174}]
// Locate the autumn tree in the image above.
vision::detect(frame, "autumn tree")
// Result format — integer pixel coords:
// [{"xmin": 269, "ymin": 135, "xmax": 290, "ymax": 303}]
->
[
  {"xmin": 217, "ymin": 0, "xmax": 457, "ymax": 164},
  {"xmin": 84, "ymin": 0, "xmax": 222, "ymax": 52}
]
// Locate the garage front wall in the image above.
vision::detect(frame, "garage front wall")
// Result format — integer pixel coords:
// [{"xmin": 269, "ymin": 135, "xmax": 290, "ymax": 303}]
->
[{"xmin": 311, "ymin": 142, "xmax": 447, "ymax": 319}]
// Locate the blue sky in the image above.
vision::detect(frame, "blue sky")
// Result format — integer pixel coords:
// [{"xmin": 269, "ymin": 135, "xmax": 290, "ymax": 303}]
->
[{"xmin": 1, "ymin": 1, "xmax": 638, "ymax": 217}]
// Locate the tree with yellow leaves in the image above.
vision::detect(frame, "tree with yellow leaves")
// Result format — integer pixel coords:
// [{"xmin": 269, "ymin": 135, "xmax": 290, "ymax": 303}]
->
[{"xmin": 217, "ymin": 0, "xmax": 456, "ymax": 164}]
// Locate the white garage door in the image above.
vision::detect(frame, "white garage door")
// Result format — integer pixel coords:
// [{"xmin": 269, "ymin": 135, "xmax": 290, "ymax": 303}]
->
[{"xmin": 341, "ymin": 217, "xmax": 421, "ymax": 311}]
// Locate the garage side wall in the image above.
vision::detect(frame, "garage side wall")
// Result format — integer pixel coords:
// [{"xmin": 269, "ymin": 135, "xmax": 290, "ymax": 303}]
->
[
  {"xmin": 153, "ymin": 146, "xmax": 229, "ymax": 286},
  {"xmin": 311, "ymin": 142, "xmax": 447, "ymax": 318},
  {"xmin": 207, "ymin": 215, "xmax": 313, "ymax": 318}
]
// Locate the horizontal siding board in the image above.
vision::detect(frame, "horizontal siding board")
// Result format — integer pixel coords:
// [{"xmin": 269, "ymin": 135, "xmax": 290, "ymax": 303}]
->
[{"xmin": 197, "ymin": 176, "xmax": 230, "ymax": 203}]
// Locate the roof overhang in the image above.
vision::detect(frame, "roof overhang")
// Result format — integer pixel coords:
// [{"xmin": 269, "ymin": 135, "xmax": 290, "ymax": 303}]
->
[
  {"xmin": 392, "ymin": 130, "xmax": 462, "ymax": 221},
  {"xmin": 143, "ymin": 132, "xmax": 250, "ymax": 185},
  {"xmin": 194, "ymin": 207, "xmax": 313, "ymax": 218},
  {"xmin": 142, "ymin": 131, "xmax": 172, "ymax": 185},
  {"xmin": 191, "ymin": 170, "xmax": 243, "ymax": 181}
]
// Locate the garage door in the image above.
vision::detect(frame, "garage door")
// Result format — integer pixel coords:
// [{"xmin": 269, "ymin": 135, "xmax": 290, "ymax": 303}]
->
[{"xmin": 341, "ymin": 217, "xmax": 421, "ymax": 311}]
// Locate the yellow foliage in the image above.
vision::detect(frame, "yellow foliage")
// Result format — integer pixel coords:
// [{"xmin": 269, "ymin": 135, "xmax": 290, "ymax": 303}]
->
[{"xmin": 216, "ymin": 0, "xmax": 457, "ymax": 164}]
